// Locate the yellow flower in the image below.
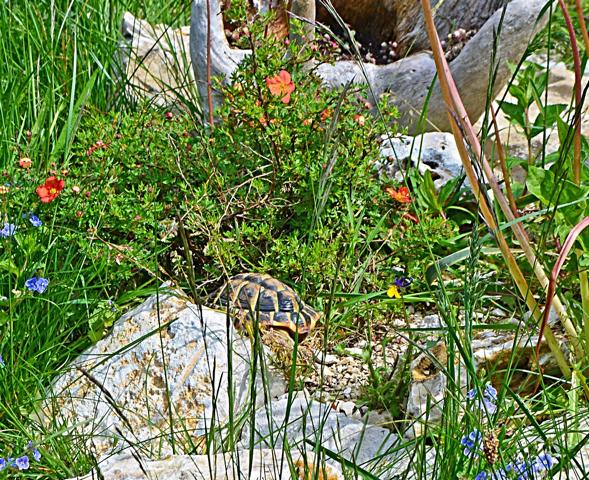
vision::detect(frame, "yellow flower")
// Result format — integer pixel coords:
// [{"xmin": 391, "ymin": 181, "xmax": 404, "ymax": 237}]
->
[
  {"xmin": 387, "ymin": 285, "xmax": 400, "ymax": 299},
  {"xmin": 0, "ymin": 186, "xmax": 9, "ymax": 194}
]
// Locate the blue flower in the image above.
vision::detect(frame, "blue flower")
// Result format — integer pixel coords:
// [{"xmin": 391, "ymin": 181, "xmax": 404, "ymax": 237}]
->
[
  {"xmin": 22, "ymin": 212, "xmax": 42, "ymax": 227},
  {"xmin": 512, "ymin": 459, "xmax": 533, "ymax": 479},
  {"xmin": 15, "ymin": 455, "xmax": 29, "ymax": 470},
  {"xmin": 482, "ymin": 398, "xmax": 497, "ymax": 415},
  {"xmin": 533, "ymin": 453, "xmax": 554, "ymax": 472},
  {"xmin": 460, "ymin": 428, "xmax": 482, "ymax": 457},
  {"xmin": 393, "ymin": 276, "xmax": 413, "ymax": 288},
  {"xmin": 0, "ymin": 458, "xmax": 5, "ymax": 471},
  {"xmin": 28, "ymin": 441, "xmax": 41, "ymax": 462},
  {"xmin": 29, "ymin": 214, "xmax": 42, "ymax": 227},
  {"xmin": 0, "ymin": 354, "xmax": 4, "ymax": 366},
  {"xmin": 467, "ymin": 383, "xmax": 498, "ymax": 415},
  {"xmin": 466, "ymin": 387, "xmax": 477, "ymax": 400},
  {"xmin": 475, "ymin": 472, "xmax": 487, "ymax": 480},
  {"xmin": 484, "ymin": 384, "xmax": 498, "ymax": 402},
  {"xmin": 25, "ymin": 277, "xmax": 49, "ymax": 294},
  {"xmin": 0, "ymin": 223, "xmax": 16, "ymax": 238}
]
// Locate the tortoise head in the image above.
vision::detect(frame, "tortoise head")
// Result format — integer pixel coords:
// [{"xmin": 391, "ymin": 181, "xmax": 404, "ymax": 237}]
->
[{"xmin": 295, "ymin": 304, "xmax": 321, "ymax": 340}]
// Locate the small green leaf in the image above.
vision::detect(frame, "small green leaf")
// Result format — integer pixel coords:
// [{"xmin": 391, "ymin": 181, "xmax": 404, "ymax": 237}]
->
[
  {"xmin": 499, "ymin": 101, "xmax": 526, "ymax": 131},
  {"xmin": 530, "ymin": 104, "xmax": 567, "ymax": 138},
  {"xmin": 0, "ymin": 259, "xmax": 19, "ymax": 277}
]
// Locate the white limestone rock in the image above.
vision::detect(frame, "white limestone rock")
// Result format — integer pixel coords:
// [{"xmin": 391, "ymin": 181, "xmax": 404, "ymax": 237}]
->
[
  {"xmin": 240, "ymin": 391, "xmax": 400, "ymax": 474},
  {"xmin": 377, "ymin": 133, "xmax": 466, "ymax": 189},
  {"xmin": 41, "ymin": 289, "xmax": 286, "ymax": 458},
  {"xmin": 66, "ymin": 449, "xmax": 343, "ymax": 480},
  {"xmin": 120, "ymin": 12, "xmax": 195, "ymax": 107}
]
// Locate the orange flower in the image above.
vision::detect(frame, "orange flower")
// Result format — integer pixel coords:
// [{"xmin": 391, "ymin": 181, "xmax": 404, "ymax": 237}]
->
[
  {"xmin": 36, "ymin": 176, "xmax": 65, "ymax": 203},
  {"xmin": 386, "ymin": 186, "xmax": 411, "ymax": 204},
  {"xmin": 265, "ymin": 70, "xmax": 295, "ymax": 104},
  {"xmin": 354, "ymin": 114, "xmax": 366, "ymax": 126},
  {"xmin": 320, "ymin": 108, "xmax": 332, "ymax": 121}
]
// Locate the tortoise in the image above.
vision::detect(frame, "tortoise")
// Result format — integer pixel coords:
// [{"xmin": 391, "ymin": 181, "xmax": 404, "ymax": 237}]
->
[{"xmin": 210, "ymin": 273, "xmax": 320, "ymax": 341}]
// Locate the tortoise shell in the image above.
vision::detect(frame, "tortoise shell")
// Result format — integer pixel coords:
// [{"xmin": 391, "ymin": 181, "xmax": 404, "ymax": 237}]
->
[{"xmin": 211, "ymin": 273, "xmax": 319, "ymax": 340}]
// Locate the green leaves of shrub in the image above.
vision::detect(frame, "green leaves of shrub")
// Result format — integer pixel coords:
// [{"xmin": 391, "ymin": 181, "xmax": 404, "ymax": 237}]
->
[
  {"xmin": 500, "ymin": 61, "xmax": 567, "ymax": 140},
  {"xmin": 527, "ymin": 165, "xmax": 589, "ymax": 252}
]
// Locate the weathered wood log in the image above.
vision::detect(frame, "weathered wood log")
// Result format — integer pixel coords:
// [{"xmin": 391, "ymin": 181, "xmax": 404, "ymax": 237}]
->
[
  {"xmin": 316, "ymin": 0, "xmax": 396, "ymax": 48},
  {"xmin": 190, "ymin": 0, "xmax": 550, "ymax": 131},
  {"xmin": 315, "ymin": 0, "xmax": 550, "ymax": 132},
  {"xmin": 316, "ymin": 0, "xmax": 510, "ymax": 56}
]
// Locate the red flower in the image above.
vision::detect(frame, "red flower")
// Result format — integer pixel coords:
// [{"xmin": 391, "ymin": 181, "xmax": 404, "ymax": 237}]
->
[
  {"xmin": 385, "ymin": 186, "xmax": 411, "ymax": 204},
  {"xmin": 265, "ymin": 70, "xmax": 295, "ymax": 104},
  {"xmin": 36, "ymin": 176, "xmax": 65, "ymax": 203}
]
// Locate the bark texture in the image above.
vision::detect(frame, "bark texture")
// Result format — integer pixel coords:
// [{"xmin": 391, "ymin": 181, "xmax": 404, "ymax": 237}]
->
[{"xmin": 317, "ymin": 0, "xmax": 510, "ymax": 55}]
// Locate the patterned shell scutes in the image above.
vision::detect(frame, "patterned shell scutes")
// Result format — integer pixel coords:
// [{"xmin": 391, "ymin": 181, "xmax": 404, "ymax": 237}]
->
[{"xmin": 213, "ymin": 273, "xmax": 319, "ymax": 337}]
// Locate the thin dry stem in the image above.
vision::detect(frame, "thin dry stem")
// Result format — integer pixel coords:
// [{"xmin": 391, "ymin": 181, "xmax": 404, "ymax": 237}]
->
[
  {"xmin": 490, "ymin": 105, "xmax": 518, "ymax": 215},
  {"xmin": 206, "ymin": 0, "xmax": 215, "ymax": 127},
  {"xmin": 420, "ymin": 0, "xmax": 574, "ymax": 378}
]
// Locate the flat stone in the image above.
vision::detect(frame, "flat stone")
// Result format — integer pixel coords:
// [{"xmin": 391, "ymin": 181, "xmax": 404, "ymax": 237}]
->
[
  {"xmin": 40, "ymin": 290, "xmax": 286, "ymax": 458},
  {"xmin": 315, "ymin": 353, "xmax": 338, "ymax": 366},
  {"xmin": 376, "ymin": 133, "xmax": 465, "ymax": 190},
  {"xmin": 240, "ymin": 392, "xmax": 400, "ymax": 472},
  {"xmin": 344, "ymin": 347, "xmax": 364, "ymax": 357},
  {"xmin": 66, "ymin": 449, "xmax": 343, "ymax": 480},
  {"xmin": 120, "ymin": 12, "xmax": 194, "ymax": 107},
  {"xmin": 337, "ymin": 400, "xmax": 356, "ymax": 417}
]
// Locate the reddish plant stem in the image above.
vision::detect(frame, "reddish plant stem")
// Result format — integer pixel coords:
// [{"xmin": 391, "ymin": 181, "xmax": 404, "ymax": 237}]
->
[
  {"xmin": 575, "ymin": 0, "xmax": 589, "ymax": 58},
  {"xmin": 419, "ymin": 0, "xmax": 576, "ymax": 378},
  {"xmin": 536, "ymin": 217, "xmax": 589, "ymax": 360},
  {"xmin": 558, "ymin": 0, "xmax": 581, "ymax": 184}
]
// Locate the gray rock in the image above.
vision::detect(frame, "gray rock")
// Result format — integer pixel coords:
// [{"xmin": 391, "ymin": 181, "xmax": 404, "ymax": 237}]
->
[
  {"xmin": 190, "ymin": 0, "xmax": 251, "ymax": 117},
  {"xmin": 344, "ymin": 347, "xmax": 364, "ymax": 357},
  {"xmin": 240, "ymin": 392, "xmax": 400, "ymax": 471},
  {"xmin": 315, "ymin": 353, "xmax": 338, "ymax": 366},
  {"xmin": 406, "ymin": 342, "xmax": 456, "ymax": 437},
  {"xmin": 120, "ymin": 12, "xmax": 194, "ymax": 107},
  {"xmin": 66, "ymin": 449, "xmax": 343, "ymax": 480},
  {"xmin": 337, "ymin": 400, "xmax": 356, "ymax": 417},
  {"xmin": 406, "ymin": 330, "xmax": 569, "ymax": 436},
  {"xmin": 480, "ymin": 53, "xmax": 589, "ymax": 162},
  {"xmin": 40, "ymin": 290, "xmax": 286, "ymax": 458},
  {"xmin": 421, "ymin": 314, "xmax": 443, "ymax": 329},
  {"xmin": 376, "ymin": 133, "xmax": 465, "ymax": 189}
]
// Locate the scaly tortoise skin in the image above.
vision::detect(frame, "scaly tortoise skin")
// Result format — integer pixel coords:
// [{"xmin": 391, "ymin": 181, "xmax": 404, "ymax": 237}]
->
[{"xmin": 210, "ymin": 273, "xmax": 320, "ymax": 341}]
